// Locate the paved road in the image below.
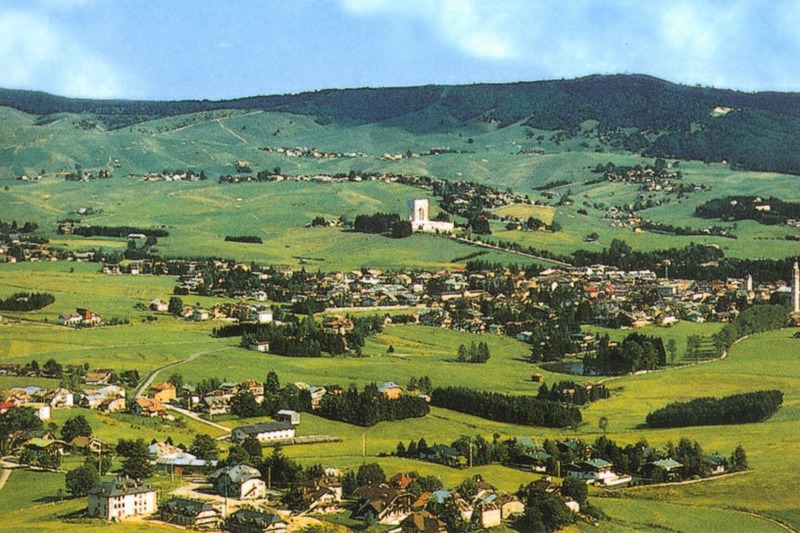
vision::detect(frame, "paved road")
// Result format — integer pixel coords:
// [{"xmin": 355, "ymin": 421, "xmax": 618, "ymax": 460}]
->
[
  {"xmin": 451, "ymin": 236, "xmax": 573, "ymax": 267},
  {"xmin": 134, "ymin": 346, "xmax": 234, "ymax": 399},
  {"xmin": 0, "ymin": 459, "xmax": 21, "ymax": 493}
]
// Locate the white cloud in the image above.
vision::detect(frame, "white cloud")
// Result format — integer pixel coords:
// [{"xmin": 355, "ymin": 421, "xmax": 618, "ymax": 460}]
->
[
  {"xmin": 0, "ymin": 10, "xmax": 131, "ymax": 98},
  {"xmin": 341, "ymin": 0, "xmax": 516, "ymax": 60}
]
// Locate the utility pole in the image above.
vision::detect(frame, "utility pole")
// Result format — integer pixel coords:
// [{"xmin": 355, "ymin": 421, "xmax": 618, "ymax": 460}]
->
[{"xmin": 362, "ymin": 433, "xmax": 366, "ymax": 457}]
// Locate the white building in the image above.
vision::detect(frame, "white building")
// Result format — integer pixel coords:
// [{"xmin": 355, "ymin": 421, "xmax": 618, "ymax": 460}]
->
[
  {"xmin": 408, "ymin": 199, "xmax": 454, "ymax": 233},
  {"xmin": 231, "ymin": 421, "xmax": 295, "ymax": 443},
  {"xmin": 88, "ymin": 479, "xmax": 157, "ymax": 521}
]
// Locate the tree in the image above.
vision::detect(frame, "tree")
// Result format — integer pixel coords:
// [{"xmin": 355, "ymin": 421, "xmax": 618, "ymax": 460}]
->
[
  {"xmin": 667, "ymin": 339, "xmax": 678, "ymax": 363},
  {"xmin": 167, "ymin": 372, "xmax": 184, "ymax": 390},
  {"xmin": 190, "ymin": 433, "xmax": 219, "ymax": 460},
  {"xmin": 43, "ymin": 359, "xmax": 63, "ymax": 378},
  {"xmin": 242, "ymin": 435, "xmax": 263, "ymax": 462},
  {"xmin": 66, "ymin": 464, "xmax": 99, "ymax": 497},
  {"xmin": 356, "ymin": 463, "xmax": 385, "ymax": 486},
  {"xmin": 61, "ymin": 415, "xmax": 92, "ymax": 443},
  {"xmin": 730, "ymin": 445, "xmax": 748, "ymax": 471},
  {"xmin": 121, "ymin": 454, "xmax": 153, "ymax": 481},
  {"xmin": 0, "ymin": 407, "xmax": 43, "ymax": 454},
  {"xmin": 264, "ymin": 371, "xmax": 281, "ymax": 394},
  {"xmin": 598, "ymin": 416, "xmax": 609, "ymax": 437},
  {"xmin": 561, "ymin": 476, "xmax": 588, "ymax": 505},
  {"xmin": 168, "ymin": 296, "xmax": 183, "ymax": 315},
  {"xmin": 231, "ymin": 391, "xmax": 261, "ymax": 418},
  {"xmin": 342, "ymin": 470, "xmax": 358, "ymax": 497}
]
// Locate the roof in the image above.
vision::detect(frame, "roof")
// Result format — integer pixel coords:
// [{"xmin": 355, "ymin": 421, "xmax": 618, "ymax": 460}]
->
[
  {"xmin": 155, "ymin": 452, "xmax": 214, "ymax": 468},
  {"xmin": 160, "ymin": 497, "xmax": 217, "ymax": 517},
  {"xmin": 650, "ymin": 458, "xmax": 683, "ymax": 469},
  {"xmin": 400, "ymin": 511, "xmax": 446, "ymax": 533},
  {"xmin": 377, "ymin": 381, "xmax": 402, "ymax": 393},
  {"xmin": 581, "ymin": 458, "xmax": 612, "ymax": 469},
  {"xmin": 209, "ymin": 464, "xmax": 261, "ymax": 484},
  {"xmin": 89, "ymin": 479, "xmax": 155, "ymax": 498},
  {"xmin": 228, "ymin": 509, "xmax": 285, "ymax": 528},
  {"xmin": 135, "ymin": 397, "xmax": 165, "ymax": 412},
  {"xmin": 234, "ymin": 421, "xmax": 293, "ymax": 435}
]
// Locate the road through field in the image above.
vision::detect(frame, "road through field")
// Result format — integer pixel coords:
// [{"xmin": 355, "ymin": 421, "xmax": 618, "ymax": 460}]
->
[{"xmin": 133, "ymin": 346, "xmax": 234, "ymax": 399}]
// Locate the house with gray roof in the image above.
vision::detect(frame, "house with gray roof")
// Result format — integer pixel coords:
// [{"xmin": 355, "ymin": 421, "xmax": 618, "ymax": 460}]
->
[
  {"xmin": 208, "ymin": 464, "xmax": 266, "ymax": 500},
  {"xmin": 231, "ymin": 421, "xmax": 295, "ymax": 444},
  {"xmin": 87, "ymin": 479, "xmax": 157, "ymax": 521}
]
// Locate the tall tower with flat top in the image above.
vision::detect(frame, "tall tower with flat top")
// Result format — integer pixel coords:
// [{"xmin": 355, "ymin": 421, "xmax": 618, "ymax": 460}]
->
[{"xmin": 793, "ymin": 261, "xmax": 799, "ymax": 313}]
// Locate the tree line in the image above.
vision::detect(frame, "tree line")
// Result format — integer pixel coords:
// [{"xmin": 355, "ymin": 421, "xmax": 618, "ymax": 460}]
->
[
  {"xmin": 59, "ymin": 225, "xmax": 169, "ymax": 238},
  {"xmin": 0, "ymin": 292, "xmax": 55, "ymax": 311},
  {"xmin": 537, "ymin": 381, "xmax": 610, "ymax": 405},
  {"xmin": 317, "ymin": 383, "xmax": 429, "ymax": 427},
  {"xmin": 646, "ymin": 390, "xmax": 783, "ymax": 428},
  {"xmin": 584, "ymin": 332, "xmax": 666, "ymax": 375},
  {"xmin": 711, "ymin": 304, "xmax": 789, "ymax": 357},
  {"xmin": 224, "ymin": 235, "xmax": 263, "ymax": 243},
  {"xmin": 353, "ymin": 212, "xmax": 412, "ymax": 238},
  {"xmin": 430, "ymin": 386, "xmax": 582, "ymax": 428}
]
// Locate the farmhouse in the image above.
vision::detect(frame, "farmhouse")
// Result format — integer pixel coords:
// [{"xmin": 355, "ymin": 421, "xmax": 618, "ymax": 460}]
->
[
  {"xmin": 564, "ymin": 458, "xmax": 632, "ymax": 487},
  {"xmin": 231, "ymin": 421, "xmax": 295, "ymax": 443},
  {"xmin": 225, "ymin": 508, "xmax": 288, "ymax": 533},
  {"xmin": 148, "ymin": 381, "xmax": 176, "ymax": 403},
  {"xmin": 208, "ymin": 464, "xmax": 266, "ymax": 500},
  {"xmin": 159, "ymin": 497, "xmax": 222, "ymax": 529},
  {"xmin": 132, "ymin": 397, "xmax": 167, "ymax": 417},
  {"xmin": 87, "ymin": 479, "xmax": 158, "ymax": 521},
  {"xmin": 399, "ymin": 511, "xmax": 447, "ymax": 533}
]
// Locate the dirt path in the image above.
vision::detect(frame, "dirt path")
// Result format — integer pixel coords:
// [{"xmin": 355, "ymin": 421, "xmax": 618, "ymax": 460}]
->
[
  {"xmin": 0, "ymin": 459, "xmax": 21, "ymax": 493},
  {"xmin": 134, "ymin": 346, "xmax": 234, "ymax": 398},
  {"xmin": 216, "ymin": 118, "xmax": 248, "ymax": 143}
]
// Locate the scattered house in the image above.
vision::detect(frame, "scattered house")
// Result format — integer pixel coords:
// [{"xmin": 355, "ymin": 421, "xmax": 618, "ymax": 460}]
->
[
  {"xmin": 204, "ymin": 395, "xmax": 231, "ymax": 416},
  {"xmin": 70, "ymin": 436, "xmax": 109, "ymax": 454},
  {"xmin": 418, "ymin": 444, "xmax": 467, "ymax": 468},
  {"xmin": 354, "ymin": 483, "xmax": 413, "ymax": 525},
  {"xmin": 132, "ymin": 397, "xmax": 167, "ymax": 418},
  {"xmin": 59, "ymin": 308, "xmax": 102, "ymax": 327},
  {"xmin": 472, "ymin": 501, "xmax": 502, "ymax": 529},
  {"xmin": 231, "ymin": 421, "xmax": 295, "ymax": 444},
  {"xmin": 193, "ymin": 308, "xmax": 211, "ymax": 321},
  {"xmin": 44, "ymin": 387, "xmax": 74, "ymax": 408},
  {"xmin": 564, "ymin": 458, "xmax": 632, "ymax": 487},
  {"xmin": 225, "ymin": 508, "xmax": 288, "ymax": 533},
  {"xmin": 292, "ymin": 475, "xmax": 343, "ymax": 514},
  {"xmin": 378, "ymin": 381, "xmax": 403, "ymax": 399},
  {"xmin": 276, "ymin": 409, "xmax": 300, "ymax": 425},
  {"xmin": 496, "ymin": 494, "xmax": 525, "ymax": 519},
  {"xmin": 155, "ymin": 452, "xmax": 216, "ymax": 475},
  {"xmin": 87, "ymin": 479, "xmax": 158, "ymax": 521},
  {"xmin": 249, "ymin": 340, "xmax": 270, "ymax": 353},
  {"xmin": 251, "ymin": 307, "xmax": 274, "ymax": 324},
  {"xmin": 208, "ymin": 464, "xmax": 266, "ymax": 500},
  {"xmin": 707, "ymin": 453, "xmax": 728, "ymax": 475},
  {"xmin": 84, "ymin": 369, "xmax": 114, "ymax": 386},
  {"xmin": 148, "ymin": 382, "xmax": 177, "ymax": 403},
  {"xmin": 399, "ymin": 511, "xmax": 447, "ymax": 533},
  {"xmin": 99, "ymin": 396, "xmax": 127, "ymax": 413},
  {"xmin": 25, "ymin": 437, "xmax": 67, "ymax": 456},
  {"xmin": 149, "ymin": 299, "xmax": 169, "ymax": 312},
  {"xmin": 148, "ymin": 441, "xmax": 183, "ymax": 458},
  {"xmin": 159, "ymin": 497, "xmax": 222, "ymax": 530},
  {"xmin": 642, "ymin": 458, "xmax": 684, "ymax": 482},
  {"xmin": 323, "ymin": 316, "xmax": 354, "ymax": 335}
]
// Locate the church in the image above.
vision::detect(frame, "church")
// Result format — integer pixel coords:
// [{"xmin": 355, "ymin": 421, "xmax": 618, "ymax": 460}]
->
[{"xmin": 408, "ymin": 199, "xmax": 455, "ymax": 233}]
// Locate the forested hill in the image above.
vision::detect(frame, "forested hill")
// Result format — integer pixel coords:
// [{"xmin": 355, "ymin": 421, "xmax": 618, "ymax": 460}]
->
[{"xmin": 2, "ymin": 74, "xmax": 800, "ymax": 174}]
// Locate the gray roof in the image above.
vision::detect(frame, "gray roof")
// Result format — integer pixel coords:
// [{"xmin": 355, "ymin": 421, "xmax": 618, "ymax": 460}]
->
[
  {"xmin": 89, "ymin": 479, "xmax": 155, "ymax": 498},
  {"xmin": 209, "ymin": 464, "xmax": 261, "ymax": 484}
]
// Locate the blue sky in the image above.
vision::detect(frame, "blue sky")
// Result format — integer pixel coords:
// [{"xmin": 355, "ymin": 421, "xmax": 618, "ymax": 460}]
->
[{"xmin": 1, "ymin": 0, "xmax": 798, "ymax": 100}]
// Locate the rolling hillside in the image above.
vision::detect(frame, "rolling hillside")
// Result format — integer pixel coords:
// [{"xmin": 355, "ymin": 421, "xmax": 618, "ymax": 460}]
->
[{"xmin": 2, "ymin": 74, "xmax": 800, "ymax": 177}]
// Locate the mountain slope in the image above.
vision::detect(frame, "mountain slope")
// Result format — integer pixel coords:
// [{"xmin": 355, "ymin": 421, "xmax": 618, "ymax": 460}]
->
[{"xmin": 1, "ymin": 74, "xmax": 799, "ymax": 175}]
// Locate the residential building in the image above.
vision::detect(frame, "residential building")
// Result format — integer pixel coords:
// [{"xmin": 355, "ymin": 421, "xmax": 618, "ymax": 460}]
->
[
  {"xmin": 159, "ymin": 498, "xmax": 222, "ymax": 529},
  {"xmin": 231, "ymin": 421, "xmax": 295, "ymax": 444},
  {"xmin": 208, "ymin": 464, "xmax": 266, "ymax": 500},
  {"xmin": 87, "ymin": 479, "xmax": 157, "ymax": 521}
]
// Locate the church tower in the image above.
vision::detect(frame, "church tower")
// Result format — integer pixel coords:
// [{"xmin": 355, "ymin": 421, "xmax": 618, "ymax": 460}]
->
[{"xmin": 793, "ymin": 261, "xmax": 799, "ymax": 314}]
